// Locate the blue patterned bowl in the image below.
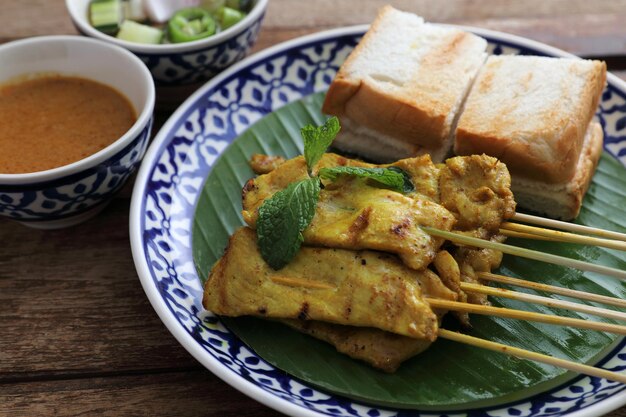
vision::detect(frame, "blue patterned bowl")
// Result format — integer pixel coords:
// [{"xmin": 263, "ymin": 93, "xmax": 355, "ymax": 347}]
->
[
  {"xmin": 130, "ymin": 26, "xmax": 626, "ymax": 417},
  {"xmin": 65, "ymin": 0, "xmax": 267, "ymax": 87},
  {"xmin": 0, "ymin": 36, "xmax": 155, "ymax": 229}
]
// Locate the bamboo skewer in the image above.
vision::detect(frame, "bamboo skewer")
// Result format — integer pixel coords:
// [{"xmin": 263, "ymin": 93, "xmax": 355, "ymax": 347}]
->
[
  {"xmin": 422, "ymin": 227, "xmax": 626, "ymax": 281},
  {"xmin": 425, "ymin": 298, "xmax": 626, "ymax": 335},
  {"xmin": 499, "ymin": 228, "xmax": 554, "ymax": 241},
  {"xmin": 271, "ymin": 276, "xmax": 335, "ymax": 289},
  {"xmin": 513, "ymin": 213, "xmax": 626, "ymax": 242},
  {"xmin": 460, "ymin": 282, "xmax": 626, "ymax": 321},
  {"xmin": 270, "ymin": 256, "xmax": 626, "ymax": 382},
  {"xmin": 501, "ymin": 222, "xmax": 626, "ymax": 251},
  {"xmin": 477, "ymin": 272, "xmax": 626, "ymax": 309},
  {"xmin": 438, "ymin": 329, "xmax": 626, "ymax": 384}
]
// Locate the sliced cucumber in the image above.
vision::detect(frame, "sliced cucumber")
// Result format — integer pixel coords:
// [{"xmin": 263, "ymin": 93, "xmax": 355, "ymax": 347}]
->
[
  {"xmin": 123, "ymin": 0, "xmax": 146, "ymax": 21},
  {"xmin": 117, "ymin": 20, "xmax": 163, "ymax": 44},
  {"xmin": 90, "ymin": 0, "xmax": 124, "ymax": 35}
]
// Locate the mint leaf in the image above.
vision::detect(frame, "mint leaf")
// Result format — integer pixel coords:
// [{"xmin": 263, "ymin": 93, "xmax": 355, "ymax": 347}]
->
[
  {"xmin": 318, "ymin": 166, "xmax": 414, "ymax": 194},
  {"xmin": 302, "ymin": 116, "xmax": 341, "ymax": 175},
  {"xmin": 256, "ymin": 178, "xmax": 321, "ymax": 269}
]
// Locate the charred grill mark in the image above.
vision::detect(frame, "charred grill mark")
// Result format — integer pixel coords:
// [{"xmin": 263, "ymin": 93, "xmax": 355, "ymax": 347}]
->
[
  {"xmin": 344, "ymin": 295, "xmax": 353, "ymax": 319},
  {"xmin": 391, "ymin": 217, "xmax": 411, "ymax": 237},
  {"xmin": 241, "ymin": 179, "xmax": 257, "ymax": 201},
  {"xmin": 297, "ymin": 302, "xmax": 310, "ymax": 320},
  {"xmin": 347, "ymin": 206, "xmax": 372, "ymax": 241},
  {"xmin": 473, "ymin": 186, "xmax": 495, "ymax": 202}
]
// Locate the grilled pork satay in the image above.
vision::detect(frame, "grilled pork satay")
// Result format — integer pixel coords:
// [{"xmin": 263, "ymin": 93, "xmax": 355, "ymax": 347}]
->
[
  {"xmin": 433, "ymin": 250, "xmax": 461, "ymax": 294},
  {"xmin": 455, "ymin": 236, "xmax": 506, "ymax": 307},
  {"xmin": 203, "ymin": 154, "xmax": 517, "ymax": 372},
  {"xmin": 203, "ymin": 227, "xmax": 441, "ymax": 340},
  {"xmin": 243, "ymin": 154, "xmax": 455, "ymax": 270},
  {"xmin": 280, "ymin": 255, "xmax": 459, "ymax": 372},
  {"xmin": 390, "ymin": 155, "xmax": 441, "ymax": 202},
  {"xmin": 282, "ymin": 322, "xmax": 432, "ymax": 373},
  {"xmin": 246, "ymin": 153, "xmax": 516, "ymax": 241},
  {"xmin": 247, "ymin": 153, "xmax": 516, "ymax": 232},
  {"xmin": 242, "ymin": 152, "xmax": 513, "ymax": 318},
  {"xmin": 439, "ymin": 155, "xmax": 516, "ymax": 237},
  {"xmin": 305, "ymin": 178, "xmax": 454, "ymax": 270},
  {"xmin": 245, "ymin": 153, "xmax": 443, "ymax": 214},
  {"xmin": 435, "ymin": 155, "xmax": 514, "ymax": 317},
  {"xmin": 249, "ymin": 154, "xmax": 286, "ymax": 174},
  {"xmin": 244, "ymin": 154, "xmax": 366, "ymax": 219}
]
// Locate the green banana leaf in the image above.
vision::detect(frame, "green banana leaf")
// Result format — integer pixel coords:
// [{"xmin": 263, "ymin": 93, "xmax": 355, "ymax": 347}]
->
[{"xmin": 192, "ymin": 91, "xmax": 626, "ymax": 410}]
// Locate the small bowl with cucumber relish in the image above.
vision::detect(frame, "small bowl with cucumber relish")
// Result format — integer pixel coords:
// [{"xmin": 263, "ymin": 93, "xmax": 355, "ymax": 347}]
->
[{"xmin": 66, "ymin": 0, "xmax": 267, "ymax": 86}]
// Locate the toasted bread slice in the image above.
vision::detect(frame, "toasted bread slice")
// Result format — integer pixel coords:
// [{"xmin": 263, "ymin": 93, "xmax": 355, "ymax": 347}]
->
[
  {"xmin": 455, "ymin": 55, "xmax": 606, "ymax": 183},
  {"xmin": 322, "ymin": 5, "xmax": 487, "ymax": 153},
  {"xmin": 331, "ymin": 118, "xmax": 453, "ymax": 163},
  {"xmin": 511, "ymin": 121, "xmax": 603, "ymax": 220}
]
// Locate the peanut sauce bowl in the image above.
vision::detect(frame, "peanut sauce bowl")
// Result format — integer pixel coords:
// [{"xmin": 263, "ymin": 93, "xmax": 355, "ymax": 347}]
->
[{"xmin": 0, "ymin": 36, "xmax": 155, "ymax": 229}]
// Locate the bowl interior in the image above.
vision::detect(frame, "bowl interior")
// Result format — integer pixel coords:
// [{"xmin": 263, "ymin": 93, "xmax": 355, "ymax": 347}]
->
[
  {"xmin": 0, "ymin": 36, "xmax": 151, "ymax": 116},
  {"xmin": 0, "ymin": 36, "xmax": 154, "ymax": 184},
  {"xmin": 66, "ymin": 0, "xmax": 267, "ymax": 53}
]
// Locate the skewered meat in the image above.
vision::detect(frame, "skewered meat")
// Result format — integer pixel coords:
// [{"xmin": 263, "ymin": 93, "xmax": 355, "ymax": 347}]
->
[
  {"xmin": 249, "ymin": 154, "xmax": 286, "ymax": 174},
  {"xmin": 245, "ymin": 154, "xmax": 516, "ymax": 254},
  {"xmin": 278, "ymin": 253, "xmax": 459, "ymax": 372},
  {"xmin": 306, "ymin": 179, "xmax": 454, "ymax": 270},
  {"xmin": 203, "ymin": 153, "xmax": 516, "ymax": 371},
  {"xmin": 454, "ymin": 235, "xmax": 506, "ymax": 308},
  {"xmin": 204, "ymin": 227, "xmax": 446, "ymax": 339},
  {"xmin": 281, "ymin": 321, "xmax": 433, "ymax": 373},
  {"xmin": 243, "ymin": 154, "xmax": 455, "ymax": 270},
  {"xmin": 439, "ymin": 155, "xmax": 516, "ymax": 237}
]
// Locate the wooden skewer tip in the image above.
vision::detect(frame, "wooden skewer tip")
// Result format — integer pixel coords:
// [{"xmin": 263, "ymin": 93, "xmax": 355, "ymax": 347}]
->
[{"xmin": 438, "ymin": 329, "xmax": 626, "ymax": 384}]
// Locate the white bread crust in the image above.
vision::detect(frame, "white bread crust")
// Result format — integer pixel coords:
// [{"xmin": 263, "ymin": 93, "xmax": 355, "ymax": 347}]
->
[
  {"xmin": 332, "ymin": 117, "xmax": 453, "ymax": 163},
  {"xmin": 511, "ymin": 122, "xmax": 604, "ymax": 220}
]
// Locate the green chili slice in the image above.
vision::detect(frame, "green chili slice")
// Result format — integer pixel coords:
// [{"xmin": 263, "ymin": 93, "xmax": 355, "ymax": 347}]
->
[{"xmin": 167, "ymin": 7, "xmax": 216, "ymax": 43}]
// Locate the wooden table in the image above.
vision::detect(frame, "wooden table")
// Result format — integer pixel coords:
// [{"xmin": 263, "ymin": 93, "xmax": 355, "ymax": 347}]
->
[{"xmin": 2, "ymin": 1, "xmax": 626, "ymax": 416}]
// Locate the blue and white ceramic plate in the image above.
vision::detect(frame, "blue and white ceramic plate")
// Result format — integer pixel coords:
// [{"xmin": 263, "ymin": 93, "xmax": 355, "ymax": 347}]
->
[{"xmin": 130, "ymin": 26, "xmax": 626, "ymax": 416}]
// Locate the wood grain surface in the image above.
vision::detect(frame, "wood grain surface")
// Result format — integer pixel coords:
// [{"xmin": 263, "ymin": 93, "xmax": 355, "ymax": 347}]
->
[{"xmin": 1, "ymin": 1, "xmax": 625, "ymax": 416}]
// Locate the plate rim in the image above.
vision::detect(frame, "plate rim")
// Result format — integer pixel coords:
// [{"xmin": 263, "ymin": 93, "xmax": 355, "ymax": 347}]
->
[{"xmin": 129, "ymin": 24, "xmax": 626, "ymax": 417}]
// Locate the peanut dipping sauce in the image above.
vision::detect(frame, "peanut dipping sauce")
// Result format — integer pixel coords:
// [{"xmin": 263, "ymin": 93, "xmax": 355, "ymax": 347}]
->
[{"xmin": 0, "ymin": 74, "xmax": 136, "ymax": 174}]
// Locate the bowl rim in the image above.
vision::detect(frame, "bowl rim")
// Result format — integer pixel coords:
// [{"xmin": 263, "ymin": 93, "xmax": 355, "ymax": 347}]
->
[
  {"xmin": 0, "ymin": 35, "xmax": 155, "ymax": 185},
  {"xmin": 65, "ymin": 0, "xmax": 268, "ymax": 54}
]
